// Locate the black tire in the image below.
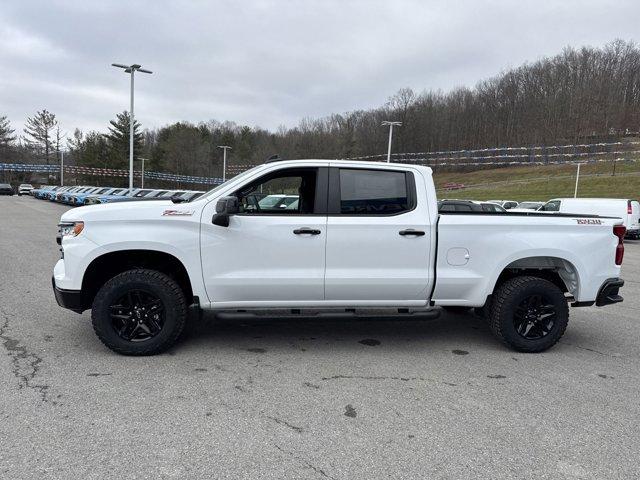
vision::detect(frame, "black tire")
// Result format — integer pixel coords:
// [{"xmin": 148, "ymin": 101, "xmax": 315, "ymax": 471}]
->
[
  {"xmin": 91, "ymin": 269, "xmax": 187, "ymax": 355},
  {"xmin": 442, "ymin": 306, "xmax": 473, "ymax": 314},
  {"xmin": 488, "ymin": 276, "xmax": 568, "ymax": 353}
]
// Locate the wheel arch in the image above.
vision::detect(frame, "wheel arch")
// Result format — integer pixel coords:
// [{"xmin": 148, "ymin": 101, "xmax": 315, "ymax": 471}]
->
[
  {"xmin": 81, "ymin": 249, "xmax": 194, "ymax": 311},
  {"xmin": 487, "ymin": 254, "xmax": 582, "ymax": 302}
]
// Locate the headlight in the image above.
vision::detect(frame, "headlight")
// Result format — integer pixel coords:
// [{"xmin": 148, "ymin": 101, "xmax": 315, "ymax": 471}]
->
[{"xmin": 58, "ymin": 221, "xmax": 84, "ymax": 237}]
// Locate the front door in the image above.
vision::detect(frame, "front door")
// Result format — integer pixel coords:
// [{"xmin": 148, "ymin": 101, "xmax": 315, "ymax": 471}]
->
[{"xmin": 201, "ymin": 166, "xmax": 328, "ymax": 307}]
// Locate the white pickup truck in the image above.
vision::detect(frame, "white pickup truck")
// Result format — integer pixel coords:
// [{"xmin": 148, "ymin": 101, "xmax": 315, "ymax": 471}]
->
[{"xmin": 53, "ymin": 159, "xmax": 626, "ymax": 355}]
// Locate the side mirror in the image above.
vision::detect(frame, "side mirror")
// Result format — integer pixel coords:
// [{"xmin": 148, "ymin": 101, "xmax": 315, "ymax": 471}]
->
[{"xmin": 212, "ymin": 196, "xmax": 239, "ymax": 227}]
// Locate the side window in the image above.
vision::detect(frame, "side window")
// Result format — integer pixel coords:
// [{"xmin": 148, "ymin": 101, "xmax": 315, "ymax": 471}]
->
[
  {"xmin": 455, "ymin": 204, "xmax": 473, "ymax": 212},
  {"xmin": 339, "ymin": 169, "xmax": 410, "ymax": 215},
  {"xmin": 541, "ymin": 201, "xmax": 560, "ymax": 212},
  {"xmin": 235, "ymin": 168, "xmax": 317, "ymax": 215}
]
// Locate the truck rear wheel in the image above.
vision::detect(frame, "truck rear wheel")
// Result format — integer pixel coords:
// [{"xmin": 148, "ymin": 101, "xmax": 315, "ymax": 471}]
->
[
  {"xmin": 91, "ymin": 269, "xmax": 187, "ymax": 355},
  {"xmin": 489, "ymin": 276, "xmax": 568, "ymax": 352}
]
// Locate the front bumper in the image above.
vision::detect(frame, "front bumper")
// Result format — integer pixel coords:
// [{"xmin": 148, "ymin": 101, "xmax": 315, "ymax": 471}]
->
[
  {"xmin": 596, "ymin": 278, "xmax": 624, "ymax": 307},
  {"xmin": 52, "ymin": 276, "xmax": 85, "ymax": 313}
]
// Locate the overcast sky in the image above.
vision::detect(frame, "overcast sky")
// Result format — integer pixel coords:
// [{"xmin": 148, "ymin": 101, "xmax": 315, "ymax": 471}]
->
[{"xmin": 1, "ymin": 0, "xmax": 638, "ymax": 138}]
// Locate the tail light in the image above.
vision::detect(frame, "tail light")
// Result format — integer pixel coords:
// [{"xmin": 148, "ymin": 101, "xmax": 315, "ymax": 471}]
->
[
  {"xmin": 613, "ymin": 225, "xmax": 626, "ymax": 265},
  {"xmin": 628, "ymin": 201, "xmax": 633, "ymax": 215}
]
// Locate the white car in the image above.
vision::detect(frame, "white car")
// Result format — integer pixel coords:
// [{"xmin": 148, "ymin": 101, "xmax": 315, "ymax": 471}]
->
[
  {"xmin": 488, "ymin": 200, "xmax": 519, "ymax": 210},
  {"xmin": 539, "ymin": 198, "xmax": 639, "ymax": 239},
  {"xmin": 53, "ymin": 160, "xmax": 625, "ymax": 355},
  {"xmin": 508, "ymin": 201, "xmax": 544, "ymax": 212},
  {"xmin": 18, "ymin": 183, "xmax": 34, "ymax": 196}
]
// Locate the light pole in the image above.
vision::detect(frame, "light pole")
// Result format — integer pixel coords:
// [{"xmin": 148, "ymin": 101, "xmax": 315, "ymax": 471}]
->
[
  {"xmin": 574, "ymin": 163, "xmax": 584, "ymax": 198},
  {"xmin": 60, "ymin": 150, "xmax": 64, "ymax": 186},
  {"xmin": 381, "ymin": 121, "xmax": 402, "ymax": 163},
  {"xmin": 139, "ymin": 158, "xmax": 146, "ymax": 188},
  {"xmin": 111, "ymin": 63, "xmax": 152, "ymax": 193},
  {"xmin": 218, "ymin": 145, "xmax": 232, "ymax": 182}
]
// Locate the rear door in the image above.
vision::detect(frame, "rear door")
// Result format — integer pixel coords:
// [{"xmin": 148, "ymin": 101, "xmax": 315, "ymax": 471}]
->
[{"xmin": 324, "ymin": 166, "xmax": 432, "ymax": 305}]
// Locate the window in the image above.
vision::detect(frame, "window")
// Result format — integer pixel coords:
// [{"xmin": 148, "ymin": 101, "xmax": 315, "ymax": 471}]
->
[
  {"xmin": 234, "ymin": 168, "xmax": 318, "ymax": 215},
  {"xmin": 541, "ymin": 201, "xmax": 560, "ymax": 212},
  {"xmin": 339, "ymin": 169, "xmax": 410, "ymax": 215}
]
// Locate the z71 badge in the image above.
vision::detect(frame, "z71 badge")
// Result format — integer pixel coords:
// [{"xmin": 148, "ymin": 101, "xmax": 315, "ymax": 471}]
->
[
  {"xmin": 576, "ymin": 218, "xmax": 603, "ymax": 225},
  {"xmin": 162, "ymin": 210, "xmax": 194, "ymax": 216}
]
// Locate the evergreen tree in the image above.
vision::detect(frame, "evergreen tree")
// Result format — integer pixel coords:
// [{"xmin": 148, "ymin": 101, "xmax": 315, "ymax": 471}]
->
[
  {"xmin": 105, "ymin": 111, "xmax": 143, "ymax": 169},
  {"xmin": 0, "ymin": 115, "xmax": 16, "ymax": 148},
  {"xmin": 24, "ymin": 109, "xmax": 58, "ymax": 164}
]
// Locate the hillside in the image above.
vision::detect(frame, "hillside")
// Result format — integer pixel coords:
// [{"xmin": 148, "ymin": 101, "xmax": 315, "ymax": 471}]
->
[{"xmin": 433, "ymin": 161, "xmax": 640, "ymax": 201}]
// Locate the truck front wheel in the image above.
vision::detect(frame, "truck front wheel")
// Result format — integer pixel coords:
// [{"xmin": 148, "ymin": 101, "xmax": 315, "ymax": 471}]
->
[
  {"xmin": 91, "ymin": 269, "xmax": 187, "ymax": 355},
  {"xmin": 489, "ymin": 276, "xmax": 568, "ymax": 353}
]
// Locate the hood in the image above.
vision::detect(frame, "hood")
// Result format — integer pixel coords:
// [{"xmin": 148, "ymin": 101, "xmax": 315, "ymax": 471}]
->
[{"xmin": 60, "ymin": 199, "xmax": 179, "ymax": 223}]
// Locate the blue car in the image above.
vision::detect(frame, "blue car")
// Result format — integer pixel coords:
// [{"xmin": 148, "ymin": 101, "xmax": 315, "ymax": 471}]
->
[{"xmin": 69, "ymin": 187, "xmax": 116, "ymax": 205}]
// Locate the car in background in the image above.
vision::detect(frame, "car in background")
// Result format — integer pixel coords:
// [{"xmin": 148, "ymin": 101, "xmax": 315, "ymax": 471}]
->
[
  {"xmin": 475, "ymin": 201, "xmax": 506, "ymax": 212},
  {"xmin": 83, "ymin": 188, "xmax": 130, "ymax": 205},
  {"xmin": 514, "ymin": 201, "xmax": 544, "ymax": 211},
  {"xmin": 18, "ymin": 184, "xmax": 34, "ymax": 195},
  {"xmin": 70, "ymin": 187, "xmax": 118, "ymax": 205},
  {"xmin": 539, "ymin": 198, "xmax": 640, "ymax": 239},
  {"xmin": 488, "ymin": 200, "xmax": 519, "ymax": 210},
  {"xmin": 437, "ymin": 200, "xmax": 483, "ymax": 212},
  {"xmin": 0, "ymin": 183, "xmax": 14, "ymax": 195}
]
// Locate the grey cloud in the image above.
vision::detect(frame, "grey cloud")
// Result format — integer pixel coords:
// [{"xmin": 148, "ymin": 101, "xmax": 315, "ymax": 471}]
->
[{"xmin": 0, "ymin": 0, "xmax": 638, "ymax": 137}]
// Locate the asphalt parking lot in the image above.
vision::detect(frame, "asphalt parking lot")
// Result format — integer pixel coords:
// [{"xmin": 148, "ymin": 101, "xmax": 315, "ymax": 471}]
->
[{"xmin": 1, "ymin": 195, "xmax": 639, "ymax": 479}]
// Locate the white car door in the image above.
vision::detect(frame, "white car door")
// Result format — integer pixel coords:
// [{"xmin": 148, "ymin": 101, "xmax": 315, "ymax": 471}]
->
[
  {"xmin": 200, "ymin": 166, "xmax": 328, "ymax": 307},
  {"xmin": 324, "ymin": 166, "xmax": 433, "ymax": 306}
]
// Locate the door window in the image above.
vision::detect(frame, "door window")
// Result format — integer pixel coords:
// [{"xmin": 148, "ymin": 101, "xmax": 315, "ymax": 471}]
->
[
  {"xmin": 338, "ymin": 169, "xmax": 410, "ymax": 215},
  {"xmin": 234, "ymin": 168, "xmax": 318, "ymax": 215}
]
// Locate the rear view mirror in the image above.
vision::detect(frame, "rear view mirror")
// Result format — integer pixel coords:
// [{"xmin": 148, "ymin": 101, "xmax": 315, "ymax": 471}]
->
[{"xmin": 212, "ymin": 196, "xmax": 239, "ymax": 227}]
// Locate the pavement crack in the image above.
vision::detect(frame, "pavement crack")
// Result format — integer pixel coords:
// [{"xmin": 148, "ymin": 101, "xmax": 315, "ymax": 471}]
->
[
  {"xmin": 560, "ymin": 341, "xmax": 619, "ymax": 358},
  {"xmin": 264, "ymin": 415, "xmax": 303, "ymax": 433},
  {"xmin": 0, "ymin": 308, "xmax": 51, "ymax": 404},
  {"xmin": 321, "ymin": 374, "xmax": 427, "ymax": 382},
  {"xmin": 274, "ymin": 444, "xmax": 337, "ymax": 479}
]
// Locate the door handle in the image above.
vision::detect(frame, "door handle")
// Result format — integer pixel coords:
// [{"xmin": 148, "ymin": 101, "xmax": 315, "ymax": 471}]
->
[
  {"xmin": 293, "ymin": 228, "xmax": 321, "ymax": 235},
  {"xmin": 399, "ymin": 229, "xmax": 425, "ymax": 236}
]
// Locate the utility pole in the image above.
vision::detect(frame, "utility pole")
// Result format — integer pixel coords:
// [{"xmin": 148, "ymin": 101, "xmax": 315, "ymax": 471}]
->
[
  {"xmin": 111, "ymin": 63, "xmax": 153, "ymax": 193},
  {"xmin": 381, "ymin": 121, "xmax": 402, "ymax": 163},
  {"xmin": 218, "ymin": 145, "xmax": 232, "ymax": 182}
]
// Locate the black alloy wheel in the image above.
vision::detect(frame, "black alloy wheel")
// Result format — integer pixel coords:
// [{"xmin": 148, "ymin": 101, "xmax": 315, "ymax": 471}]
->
[
  {"xmin": 109, "ymin": 289, "xmax": 165, "ymax": 342},
  {"xmin": 512, "ymin": 294, "xmax": 557, "ymax": 340}
]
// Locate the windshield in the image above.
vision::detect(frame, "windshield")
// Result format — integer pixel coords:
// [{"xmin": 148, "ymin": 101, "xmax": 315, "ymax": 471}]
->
[{"xmin": 193, "ymin": 165, "xmax": 263, "ymax": 202}]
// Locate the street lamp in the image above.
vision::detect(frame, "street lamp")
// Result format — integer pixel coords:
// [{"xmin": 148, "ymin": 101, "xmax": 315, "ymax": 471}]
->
[
  {"xmin": 381, "ymin": 121, "xmax": 402, "ymax": 163},
  {"xmin": 111, "ymin": 63, "xmax": 153, "ymax": 193},
  {"xmin": 217, "ymin": 145, "xmax": 232, "ymax": 182}
]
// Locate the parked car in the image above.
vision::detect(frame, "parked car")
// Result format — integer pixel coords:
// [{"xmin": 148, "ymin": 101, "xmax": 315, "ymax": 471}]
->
[
  {"xmin": 18, "ymin": 184, "xmax": 34, "ymax": 196},
  {"xmin": 488, "ymin": 200, "xmax": 519, "ymax": 210},
  {"xmin": 0, "ymin": 183, "xmax": 14, "ymax": 195},
  {"xmin": 54, "ymin": 159, "xmax": 625, "ymax": 356},
  {"xmin": 476, "ymin": 201, "xmax": 506, "ymax": 213},
  {"xmin": 510, "ymin": 201, "xmax": 544, "ymax": 212},
  {"xmin": 539, "ymin": 198, "xmax": 640, "ymax": 239},
  {"xmin": 438, "ymin": 200, "xmax": 483, "ymax": 212}
]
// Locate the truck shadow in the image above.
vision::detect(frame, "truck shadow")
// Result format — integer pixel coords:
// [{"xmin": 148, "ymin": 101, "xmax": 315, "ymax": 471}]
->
[{"xmin": 178, "ymin": 309, "xmax": 501, "ymax": 353}]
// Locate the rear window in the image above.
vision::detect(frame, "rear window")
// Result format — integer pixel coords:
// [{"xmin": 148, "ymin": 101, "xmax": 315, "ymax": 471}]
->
[{"xmin": 339, "ymin": 169, "xmax": 410, "ymax": 215}]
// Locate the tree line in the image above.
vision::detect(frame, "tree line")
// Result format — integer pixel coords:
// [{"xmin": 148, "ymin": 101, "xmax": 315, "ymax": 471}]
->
[{"xmin": 2, "ymin": 39, "xmax": 639, "ymax": 182}]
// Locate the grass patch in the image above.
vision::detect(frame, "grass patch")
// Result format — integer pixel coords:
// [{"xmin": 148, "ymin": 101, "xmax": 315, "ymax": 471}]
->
[{"xmin": 434, "ymin": 161, "xmax": 640, "ymax": 201}]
